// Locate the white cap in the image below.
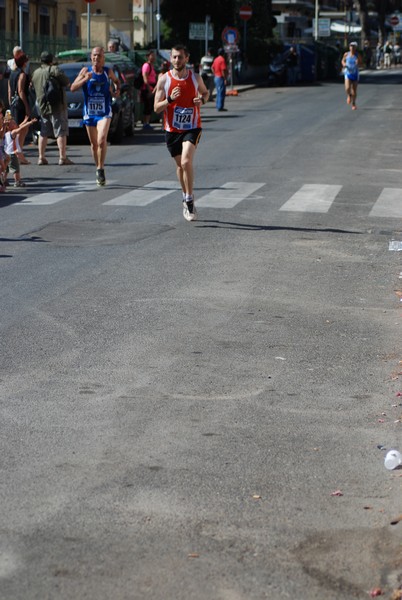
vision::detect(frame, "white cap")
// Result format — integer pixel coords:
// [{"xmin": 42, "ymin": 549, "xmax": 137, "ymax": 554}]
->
[{"xmin": 349, "ymin": 41, "xmax": 358, "ymax": 46}]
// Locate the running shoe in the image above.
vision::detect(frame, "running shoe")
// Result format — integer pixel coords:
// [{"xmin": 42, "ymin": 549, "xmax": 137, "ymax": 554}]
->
[
  {"xmin": 96, "ymin": 168, "xmax": 106, "ymax": 186},
  {"xmin": 183, "ymin": 199, "xmax": 198, "ymax": 222}
]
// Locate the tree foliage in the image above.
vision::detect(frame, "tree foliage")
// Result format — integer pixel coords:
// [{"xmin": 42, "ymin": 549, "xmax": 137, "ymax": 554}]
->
[
  {"xmin": 160, "ymin": 0, "xmax": 277, "ymax": 64},
  {"xmin": 355, "ymin": 0, "xmax": 402, "ymax": 44},
  {"xmin": 160, "ymin": 0, "xmax": 236, "ymax": 48}
]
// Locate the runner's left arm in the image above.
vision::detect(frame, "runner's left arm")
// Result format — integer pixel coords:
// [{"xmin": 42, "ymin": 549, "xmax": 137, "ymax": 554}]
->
[
  {"xmin": 108, "ymin": 68, "xmax": 120, "ymax": 97},
  {"xmin": 193, "ymin": 73, "xmax": 209, "ymax": 106}
]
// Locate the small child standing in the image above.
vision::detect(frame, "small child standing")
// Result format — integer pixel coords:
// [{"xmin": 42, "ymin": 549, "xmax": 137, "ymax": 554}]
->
[
  {"xmin": 4, "ymin": 112, "xmax": 37, "ymax": 188},
  {"xmin": 0, "ymin": 111, "xmax": 6, "ymax": 192}
]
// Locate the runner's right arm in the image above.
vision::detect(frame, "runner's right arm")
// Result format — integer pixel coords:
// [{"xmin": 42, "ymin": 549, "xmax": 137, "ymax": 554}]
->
[{"xmin": 70, "ymin": 67, "xmax": 91, "ymax": 92}]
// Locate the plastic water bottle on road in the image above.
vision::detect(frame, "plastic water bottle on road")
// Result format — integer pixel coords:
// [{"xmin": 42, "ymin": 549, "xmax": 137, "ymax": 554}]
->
[{"xmin": 384, "ymin": 450, "xmax": 402, "ymax": 470}]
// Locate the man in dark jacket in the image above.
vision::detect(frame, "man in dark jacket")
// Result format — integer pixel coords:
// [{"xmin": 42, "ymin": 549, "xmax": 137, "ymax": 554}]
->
[{"xmin": 31, "ymin": 51, "xmax": 74, "ymax": 165}]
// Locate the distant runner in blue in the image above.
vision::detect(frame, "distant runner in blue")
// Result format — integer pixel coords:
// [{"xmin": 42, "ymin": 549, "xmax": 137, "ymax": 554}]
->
[
  {"xmin": 71, "ymin": 46, "xmax": 121, "ymax": 186},
  {"xmin": 341, "ymin": 41, "xmax": 361, "ymax": 111}
]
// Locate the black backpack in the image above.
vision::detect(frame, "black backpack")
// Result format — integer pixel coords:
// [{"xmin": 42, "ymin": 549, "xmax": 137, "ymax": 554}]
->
[
  {"xmin": 133, "ymin": 69, "xmax": 144, "ymax": 90},
  {"xmin": 43, "ymin": 67, "xmax": 61, "ymax": 106}
]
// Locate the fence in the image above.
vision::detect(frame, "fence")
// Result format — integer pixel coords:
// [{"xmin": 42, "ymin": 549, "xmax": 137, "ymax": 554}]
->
[{"xmin": 0, "ymin": 33, "xmax": 79, "ymax": 62}]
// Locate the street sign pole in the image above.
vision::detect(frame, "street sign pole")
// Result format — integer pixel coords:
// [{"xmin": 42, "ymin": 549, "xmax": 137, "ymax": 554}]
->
[
  {"xmin": 205, "ymin": 15, "xmax": 210, "ymax": 56},
  {"xmin": 87, "ymin": 2, "xmax": 90, "ymax": 52},
  {"xmin": 239, "ymin": 6, "xmax": 252, "ymax": 58},
  {"xmin": 243, "ymin": 20, "xmax": 247, "ymax": 57},
  {"xmin": 19, "ymin": 1, "xmax": 23, "ymax": 48},
  {"xmin": 85, "ymin": 0, "xmax": 96, "ymax": 52},
  {"xmin": 314, "ymin": 0, "xmax": 319, "ymax": 40},
  {"xmin": 156, "ymin": 0, "xmax": 161, "ymax": 54}
]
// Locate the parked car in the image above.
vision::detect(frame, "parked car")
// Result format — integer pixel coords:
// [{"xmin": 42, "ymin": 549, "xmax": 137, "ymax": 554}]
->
[{"xmin": 32, "ymin": 60, "xmax": 137, "ymax": 144}]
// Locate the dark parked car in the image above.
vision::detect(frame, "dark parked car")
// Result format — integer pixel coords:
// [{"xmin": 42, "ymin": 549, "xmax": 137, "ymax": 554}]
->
[{"xmin": 32, "ymin": 61, "xmax": 137, "ymax": 144}]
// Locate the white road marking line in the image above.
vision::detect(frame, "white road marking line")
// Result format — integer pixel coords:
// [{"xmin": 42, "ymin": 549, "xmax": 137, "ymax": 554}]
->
[
  {"xmin": 369, "ymin": 188, "xmax": 402, "ymax": 218},
  {"xmin": 17, "ymin": 181, "xmax": 113, "ymax": 205},
  {"xmin": 103, "ymin": 180, "xmax": 181, "ymax": 206},
  {"xmin": 196, "ymin": 182, "xmax": 265, "ymax": 208},
  {"xmin": 279, "ymin": 184, "xmax": 342, "ymax": 213}
]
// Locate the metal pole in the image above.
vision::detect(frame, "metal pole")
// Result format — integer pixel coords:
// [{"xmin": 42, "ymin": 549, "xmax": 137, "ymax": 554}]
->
[
  {"xmin": 244, "ymin": 20, "xmax": 247, "ymax": 57},
  {"xmin": 205, "ymin": 15, "xmax": 210, "ymax": 56},
  {"xmin": 19, "ymin": 1, "xmax": 23, "ymax": 48},
  {"xmin": 156, "ymin": 0, "xmax": 160, "ymax": 53},
  {"xmin": 87, "ymin": 2, "xmax": 90, "ymax": 52},
  {"xmin": 314, "ymin": 0, "xmax": 319, "ymax": 40}
]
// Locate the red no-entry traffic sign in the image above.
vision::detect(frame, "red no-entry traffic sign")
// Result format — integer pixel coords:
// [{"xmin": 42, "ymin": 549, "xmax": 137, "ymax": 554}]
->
[
  {"xmin": 239, "ymin": 5, "xmax": 252, "ymax": 21},
  {"xmin": 390, "ymin": 15, "xmax": 399, "ymax": 27}
]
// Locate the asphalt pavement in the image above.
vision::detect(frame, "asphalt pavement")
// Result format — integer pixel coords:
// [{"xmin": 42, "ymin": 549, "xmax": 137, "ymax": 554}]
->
[{"xmin": 0, "ymin": 71, "xmax": 402, "ymax": 600}]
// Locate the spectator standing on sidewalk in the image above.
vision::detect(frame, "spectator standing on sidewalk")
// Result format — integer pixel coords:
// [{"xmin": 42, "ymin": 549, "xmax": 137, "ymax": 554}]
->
[
  {"xmin": 31, "ymin": 51, "xmax": 74, "ymax": 166},
  {"xmin": 3, "ymin": 112, "xmax": 37, "ymax": 187},
  {"xmin": 200, "ymin": 48, "xmax": 214, "ymax": 100},
  {"xmin": 141, "ymin": 50, "xmax": 157, "ymax": 130},
  {"xmin": 285, "ymin": 46, "xmax": 299, "ymax": 85},
  {"xmin": 376, "ymin": 42, "xmax": 383, "ymax": 69},
  {"xmin": 212, "ymin": 48, "xmax": 227, "ymax": 112},
  {"xmin": 8, "ymin": 53, "xmax": 31, "ymax": 164},
  {"xmin": 107, "ymin": 40, "xmax": 119, "ymax": 53},
  {"xmin": 363, "ymin": 40, "xmax": 372, "ymax": 69},
  {"xmin": 5, "ymin": 46, "xmax": 29, "ymax": 77},
  {"xmin": 394, "ymin": 42, "xmax": 401, "ymax": 65},
  {"xmin": 384, "ymin": 41, "xmax": 393, "ymax": 68}
]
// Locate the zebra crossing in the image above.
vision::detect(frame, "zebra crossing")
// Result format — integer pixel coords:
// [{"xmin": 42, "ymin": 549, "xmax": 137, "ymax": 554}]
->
[{"xmin": 6, "ymin": 180, "xmax": 402, "ymax": 218}]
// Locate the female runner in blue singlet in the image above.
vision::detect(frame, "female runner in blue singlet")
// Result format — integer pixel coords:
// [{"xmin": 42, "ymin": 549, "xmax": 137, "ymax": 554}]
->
[
  {"xmin": 341, "ymin": 41, "xmax": 361, "ymax": 110},
  {"xmin": 71, "ymin": 46, "xmax": 120, "ymax": 186}
]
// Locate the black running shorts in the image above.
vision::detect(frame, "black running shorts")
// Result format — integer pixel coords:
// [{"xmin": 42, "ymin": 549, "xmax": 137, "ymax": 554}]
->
[{"xmin": 165, "ymin": 128, "xmax": 202, "ymax": 157}]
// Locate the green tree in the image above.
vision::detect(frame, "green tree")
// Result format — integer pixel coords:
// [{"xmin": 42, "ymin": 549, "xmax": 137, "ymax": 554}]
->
[
  {"xmin": 355, "ymin": 0, "xmax": 402, "ymax": 44},
  {"xmin": 160, "ymin": 0, "xmax": 236, "ymax": 48}
]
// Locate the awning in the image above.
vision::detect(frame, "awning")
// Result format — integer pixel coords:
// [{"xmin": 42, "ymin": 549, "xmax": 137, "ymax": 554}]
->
[{"xmin": 330, "ymin": 21, "xmax": 362, "ymax": 33}]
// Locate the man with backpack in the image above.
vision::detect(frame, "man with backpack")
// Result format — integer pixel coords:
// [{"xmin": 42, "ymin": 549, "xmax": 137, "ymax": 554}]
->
[{"xmin": 31, "ymin": 51, "xmax": 74, "ymax": 166}]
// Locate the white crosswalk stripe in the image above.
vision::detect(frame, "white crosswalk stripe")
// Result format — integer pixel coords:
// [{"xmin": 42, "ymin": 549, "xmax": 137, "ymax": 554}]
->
[
  {"xmin": 369, "ymin": 188, "xmax": 402, "ymax": 218},
  {"xmin": 196, "ymin": 181, "xmax": 265, "ymax": 208},
  {"xmin": 104, "ymin": 180, "xmax": 181, "ymax": 206},
  {"xmin": 6, "ymin": 179, "xmax": 402, "ymax": 218},
  {"xmin": 279, "ymin": 184, "xmax": 342, "ymax": 213},
  {"xmin": 17, "ymin": 181, "xmax": 108, "ymax": 205}
]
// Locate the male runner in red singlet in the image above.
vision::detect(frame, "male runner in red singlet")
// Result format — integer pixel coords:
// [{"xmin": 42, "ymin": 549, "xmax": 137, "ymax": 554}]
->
[{"xmin": 154, "ymin": 44, "xmax": 209, "ymax": 221}]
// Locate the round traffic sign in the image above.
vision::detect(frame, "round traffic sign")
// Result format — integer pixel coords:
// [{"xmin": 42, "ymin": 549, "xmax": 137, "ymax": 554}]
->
[
  {"xmin": 239, "ymin": 5, "xmax": 252, "ymax": 21},
  {"xmin": 390, "ymin": 15, "xmax": 399, "ymax": 27},
  {"xmin": 221, "ymin": 26, "xmax": 239, "ymax": 45}
]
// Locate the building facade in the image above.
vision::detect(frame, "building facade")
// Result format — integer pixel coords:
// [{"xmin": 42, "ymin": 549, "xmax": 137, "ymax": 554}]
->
[
  {"xmin": 81, "ymin": 0, "xmax": 157, "ymax": 50},
  {"xmin": 0, "ymin": 0, "xmax": 84, "ymax": 58},
  {"xmin": 0, "ymin": 0, "xmax": 159, "ymax": 60}
]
